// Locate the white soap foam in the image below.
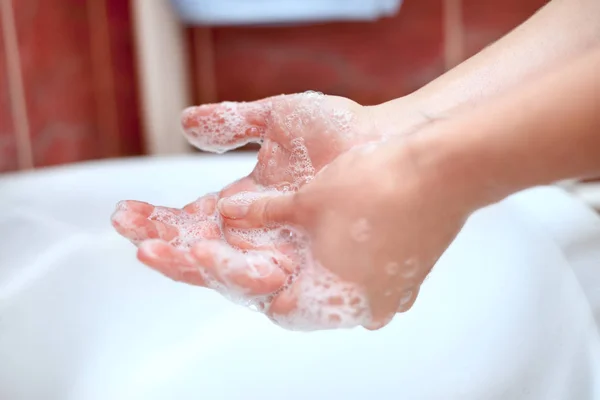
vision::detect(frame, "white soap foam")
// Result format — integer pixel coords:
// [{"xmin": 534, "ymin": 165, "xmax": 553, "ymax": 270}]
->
[
  {"xmin": 181, "ymin": 90, "xmax": 343, "ymax": 155},
  {"xmin": 148, "ymin": 205, "xmax": 220, "ymax": 249},
  {"xmin": 190, "ymin": 242, "xmax": 281, "ymax": 307},
  {"xmin": 181, "ymin": 101, "xmax": 269, "ymax": 154},
  {"xmin": 330, "ymin": 107, "xmax": 355, "ymax": 139},
  {"xmin": 268, "ymin": 260, "xmax": 372, "ymax": 331},
  {"xmin": 286, "ymin": 137, "xmax": 316, "ymax": 188},
  {"xmin": 228, "ymin": 227, "xmax": 281, "ymax": 247},
  {"xmin": 221, "ymin": 190, "xmax": 266, "ymax": 208},
  {"xmin": 204, "ymin": 219, "xmax": 375, "ymax": 330}
]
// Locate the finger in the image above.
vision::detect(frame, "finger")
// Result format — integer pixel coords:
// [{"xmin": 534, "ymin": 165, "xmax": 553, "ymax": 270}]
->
[
  {"xmin": 182, "ymin": 193, "xmax": 218, "ymax": 215},
  {"xmin": 137, "ymin": 239, "xmax": 207, "ymax": 286},
  {"xmin": 397, "ymin": 286, "xmax": 419, "ymax": 313},
  {"xmin": 267, "ymin": 276, "xmax": 349, "ymax": 330},
  {"xmin": 223, "ymin": 226, "xmax": 274, "ymax": 251},
  {"xmin": 267, "ymin": 267, "xmax": 376, "ymax": 331},
  {"xmin": 363, "ymin": 286, "xmax": 419, "ymax": 330},
  {"xmin": 181, "ymin": 195, "xmax": 222, "ymax": 241},
  {"xmin": 218, "ymin": 192, "xmax": 297, "ymax": 228},
  {"xmin": 219, "ymin": 176, "xmax": 261, "ymax": 198},
  {"xmin": 181, "ymin": 99, "xmax": 272, "ymax": 152},
  {"xmin": 222, "ymin": 226, "xmax": 298, "ymax": 264},
  {"xmin": 362, "ymin": 286, "xmax": 419, "ymax": 330},
  {"xmin": 363, "ymin": 312, "xmax": 396, "ymax": 331},
  {"xmin": 111, "ymin": 201, "xmax": 180, "ymax": 244},
  {"xmin": 191, "ymin": 241, "xmax": 288, "ymax": 296},
  {"xmin": 268, "ymin": 282, "xmax": 298, "ymax": 316}
]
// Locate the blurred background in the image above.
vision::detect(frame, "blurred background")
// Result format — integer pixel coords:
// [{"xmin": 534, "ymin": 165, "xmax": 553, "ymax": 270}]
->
[{"xmin": 0, "ymin": 0, "xmax": 575, "ymax": 173}]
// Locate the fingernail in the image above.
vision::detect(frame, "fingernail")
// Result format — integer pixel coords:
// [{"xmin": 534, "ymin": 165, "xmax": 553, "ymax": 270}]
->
[{"xmin": 218, "ymin": 198, "xmax": 249, "ymax": 219}]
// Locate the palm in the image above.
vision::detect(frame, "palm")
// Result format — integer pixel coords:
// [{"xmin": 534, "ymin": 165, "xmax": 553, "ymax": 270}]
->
[{"xmin": 111, "ymin": 92, "xmax": 379, "ymax": 296}]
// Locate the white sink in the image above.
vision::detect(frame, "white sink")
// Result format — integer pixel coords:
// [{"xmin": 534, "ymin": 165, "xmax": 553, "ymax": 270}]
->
[{"xmin": 1, "ymin": 154, "xmax": 599, "ymax": 400}]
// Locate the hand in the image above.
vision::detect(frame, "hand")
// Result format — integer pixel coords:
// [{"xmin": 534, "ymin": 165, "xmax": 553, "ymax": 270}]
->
[
  {"xmin": 217, "ymin": 137, "xmax": 476, "ymax": 330},
  {"xmin": 111, "ymin": 92, "xmax": 420, "ymax": 302}
]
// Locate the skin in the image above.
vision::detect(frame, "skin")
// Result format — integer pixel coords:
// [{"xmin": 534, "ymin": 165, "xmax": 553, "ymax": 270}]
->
[
  {"xmin": 111, "ymin": 0, "xmax": 600, "ymax": 330},
  {"xmin": 229, "ymin": 45, "xmax": 600, "ymax": 328}
]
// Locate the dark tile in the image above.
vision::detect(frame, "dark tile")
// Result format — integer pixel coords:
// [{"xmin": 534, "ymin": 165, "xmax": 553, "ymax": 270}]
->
[
  {"xmin": 106, "ymin": 0, "xmax": 143, "ymax": 156},
  {"xmin": 0, "ymin": 11, "xmax": 19, "ymax": 172},
  {"xmin": 12, "ymin": 0, "xmax": 100, "ymax": 167}
]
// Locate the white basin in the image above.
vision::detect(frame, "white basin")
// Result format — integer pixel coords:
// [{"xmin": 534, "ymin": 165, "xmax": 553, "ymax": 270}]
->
[{"xmin": 1, "ymin": 154, "xmax": 600, "ymax": 400}]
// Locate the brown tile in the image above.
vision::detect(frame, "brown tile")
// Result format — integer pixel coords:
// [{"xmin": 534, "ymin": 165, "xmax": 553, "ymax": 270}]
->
[
  {"xmin": 88, "ymin": 0, "xmax": 120, "ymax": 158},
  {"xmin": 0, "ymin": 10, "xmax": 19, "ymax": 172},
  {"xmin": 12, "ymin": 0, "xmax": 100, "ymax": 167},
  {"xmin": 187, "ymin": 27, "xmax": 218, "ymax": 105},
  {"xmin": 209, "ymin": 0, "xmax": 444, "ymax": 105},
  {"xmin": 105, "ymin": 0, "xmax": 143, "ymax": 156}
]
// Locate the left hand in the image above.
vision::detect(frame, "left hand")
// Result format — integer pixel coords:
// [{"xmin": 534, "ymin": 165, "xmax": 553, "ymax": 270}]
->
[{"xmin": 111, "ymin": 92, "xmax": 389, "ymax": 300}]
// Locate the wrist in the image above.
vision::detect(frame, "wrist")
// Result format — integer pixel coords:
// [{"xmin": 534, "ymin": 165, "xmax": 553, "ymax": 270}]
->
[
  {"xmin": 396, "ymin": 119, "xmax": 514, "ymax": 214},
  {"xmin": 368, "ymin": 94, "xmax": 433, "ymax": 138},
  {"xmin": 368, "ymin": 94, "xmax": 529, "ymax": 213}
]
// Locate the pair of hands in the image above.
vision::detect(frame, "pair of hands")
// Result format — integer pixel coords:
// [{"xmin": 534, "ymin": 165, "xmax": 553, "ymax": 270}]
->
[{"xmin": 111, "ymin": 91, "xmax": 469, "ymax": 330}]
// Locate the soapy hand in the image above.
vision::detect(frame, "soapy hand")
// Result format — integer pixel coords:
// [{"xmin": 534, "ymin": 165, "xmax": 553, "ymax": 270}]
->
[
  {"xmin": 216, "ymin": 139, "xmax": 472, "ymax": 329},
  {"xmin": 111, "ymin": 92, "xmax": 389, "ymax": 307}
]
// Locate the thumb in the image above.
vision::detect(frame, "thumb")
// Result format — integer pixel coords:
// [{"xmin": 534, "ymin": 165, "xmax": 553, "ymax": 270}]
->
[{"xmin": 218, "ymin": 191, "xmax": 297, "ymax": 228}]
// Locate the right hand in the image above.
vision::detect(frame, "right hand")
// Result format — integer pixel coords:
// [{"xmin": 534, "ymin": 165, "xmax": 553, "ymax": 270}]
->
[{"xmin": 212, "ymin": 134, "xmax": 475, "ymax": 330}]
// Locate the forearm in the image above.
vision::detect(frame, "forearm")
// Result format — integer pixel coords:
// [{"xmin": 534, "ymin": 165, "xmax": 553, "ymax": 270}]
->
[
  {"xmin": 379, "ymin": 0, "xmax": 600, "ymax": 125},
  {"xmin": 408, "ymin": 45, "xmax": 600, "ymax": 210}
]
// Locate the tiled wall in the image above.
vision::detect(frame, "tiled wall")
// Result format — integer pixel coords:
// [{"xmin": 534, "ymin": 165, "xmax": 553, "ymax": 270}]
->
[
  {"xmin": 0, "ymin": 0, "xmax": 141, "ymax": 173},
  {"xmin": 189, "ymin": 0, "xmax": 548, "ymax": 106},
  {"xmin": 0, "ymin": 9, "xmax": 17, "ymax": 172},
  {"xmin": 210, "ymin": 0, "xmax": 445, "ymax": 105},
  {"xmin": 1, "ymin": 0, "xmax": 549, "ymax": 173}
]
